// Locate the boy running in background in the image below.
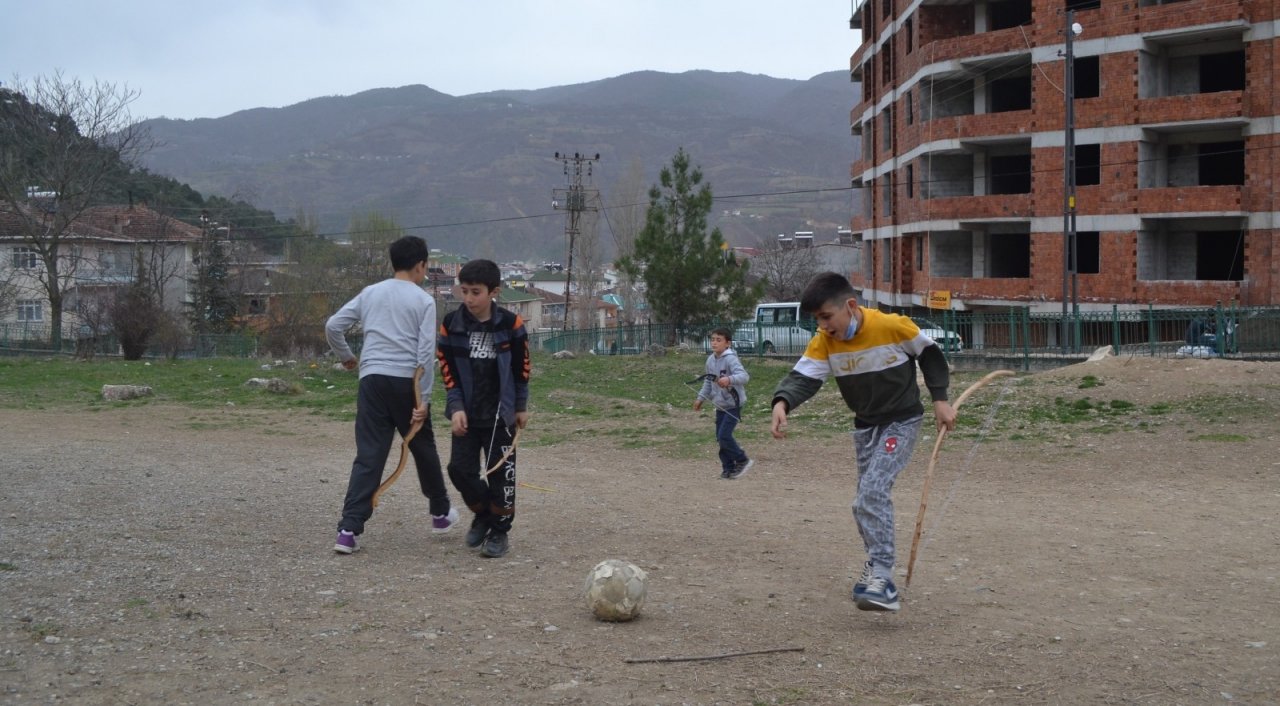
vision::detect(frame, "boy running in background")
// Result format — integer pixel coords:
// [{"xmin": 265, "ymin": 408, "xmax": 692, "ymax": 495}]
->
[
  {"xmin": 325, "ymin": 235, "xmax": 458, "ymax": 554},
  {"xmin": 694, "ymin": 327, "xmax": 753, "ymax": 479},
  {"xmin": 770, "ymin": 272, "xmax": 956, "ymax": 612},
  {"xmin": 437, "ymin": 259, "xmax": 531, "ymax": 558}
]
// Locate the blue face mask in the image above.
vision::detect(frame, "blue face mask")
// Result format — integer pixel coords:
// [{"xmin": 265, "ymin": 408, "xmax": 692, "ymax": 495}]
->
[{"xmin": 843, "ymin": 306, "xmax": 859, "ymax": 340}]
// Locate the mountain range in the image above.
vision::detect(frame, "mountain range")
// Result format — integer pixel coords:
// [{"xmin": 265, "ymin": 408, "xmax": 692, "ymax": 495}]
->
[{"xmin": 139, "ymin": 70, "xmax": 861, "ymax": 260}]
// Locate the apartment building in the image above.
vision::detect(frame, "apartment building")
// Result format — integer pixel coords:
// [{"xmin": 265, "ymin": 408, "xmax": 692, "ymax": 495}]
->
[{"xmin": 848, "ymin": 0, "xmax": 1279, "ymax": 313}]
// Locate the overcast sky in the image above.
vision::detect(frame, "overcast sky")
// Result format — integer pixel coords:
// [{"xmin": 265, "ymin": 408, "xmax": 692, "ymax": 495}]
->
[{"xmin": 4, "ymin": 1, "xmax": 858, "ymax": 121}]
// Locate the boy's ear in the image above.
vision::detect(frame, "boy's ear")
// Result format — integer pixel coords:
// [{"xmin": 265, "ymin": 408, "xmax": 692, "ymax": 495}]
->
[{"xmin": 491, "ymin": 286, "xmax": 501, "ymax": 299}]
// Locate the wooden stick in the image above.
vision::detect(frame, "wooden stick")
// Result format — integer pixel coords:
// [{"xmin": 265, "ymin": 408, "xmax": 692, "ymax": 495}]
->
[
  {"xmin": 482, "ymin": 426, "xmax": 522, "ymax": 477},
  {"xmin": 371, "ymin": 366, "xmax": 425, "ymax": 509},
  {"xmin": 624, "ymin": 646, "xmax": 804, "ymax": 664},
  {"xmin": 904, "ymin": 370, "xmax": 1015, "ymax": 588}
]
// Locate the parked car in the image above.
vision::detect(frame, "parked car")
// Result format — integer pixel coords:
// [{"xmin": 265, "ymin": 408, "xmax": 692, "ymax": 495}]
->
[{"xmin": 911, "ymin": 317, "xmax": 964, "ymax": 350}]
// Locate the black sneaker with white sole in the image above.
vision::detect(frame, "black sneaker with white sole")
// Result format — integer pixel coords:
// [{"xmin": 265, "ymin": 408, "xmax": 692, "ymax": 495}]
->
[{"xmin": 727, "ymin": 458, "xmax": 754, "ymax": 479}]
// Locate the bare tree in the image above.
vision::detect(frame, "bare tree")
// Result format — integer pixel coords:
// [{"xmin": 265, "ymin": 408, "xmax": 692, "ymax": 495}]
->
[
  {"xmin": 0, "ymin": 258, "xmax": 18, "ymax": 321},
  {"xmin": 0, "ymin": 72, "xmax": 151, "ymax": 350},
  {"xmin": 572, "ymin": 206, "xmax": 604, "ymax": 329},
  {"xmin": 752, "ymin": 234, "xmax": 821, "ymax": 302},
  {"xmin": 347, "ymin": 212, "xmax": 402, "ymax": 289},
  {"xmin": 606, "ymin": 158, "xmax": 648, "ymax": 325}
]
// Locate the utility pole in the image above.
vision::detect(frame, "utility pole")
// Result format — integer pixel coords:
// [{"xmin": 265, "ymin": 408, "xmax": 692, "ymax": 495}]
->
[
  {"xmin": 552, "ymin": 152, "xmax": 599, "ymax": 331},
  {"xmin": 1061, "ymin": 11, "xmax": 1081, "ymax": 353}
]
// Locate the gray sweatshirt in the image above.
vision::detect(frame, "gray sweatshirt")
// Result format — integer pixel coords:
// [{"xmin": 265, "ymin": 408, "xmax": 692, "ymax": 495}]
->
[
  {"xmin": 325, "ymin": 278, "xmax": 437, "ymax": 403},
  {"xmin": 698, "ymin": 348, "xmax": 749, "ymax": 410}
]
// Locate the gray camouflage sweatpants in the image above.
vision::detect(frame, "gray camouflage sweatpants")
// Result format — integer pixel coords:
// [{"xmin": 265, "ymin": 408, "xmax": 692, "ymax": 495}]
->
[{"xmin": 852, "ymin": 415, "xmax": 923, "ymax": 581}]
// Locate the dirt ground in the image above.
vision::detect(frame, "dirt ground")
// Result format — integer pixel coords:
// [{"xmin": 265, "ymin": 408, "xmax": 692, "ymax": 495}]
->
[{"xmin": 2, "ymin": 355, "xmax": 1278, "ymax": 705}]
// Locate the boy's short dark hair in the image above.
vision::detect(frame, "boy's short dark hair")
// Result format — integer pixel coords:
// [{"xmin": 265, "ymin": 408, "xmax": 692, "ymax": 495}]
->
[
  {"xmin": 458, "ymin": 259, "xmax": 501, "ymax": 290},
  {"xmin": 710, "ymin": 327, "xmax": 733, "ymax": 341},
  {"xmin": 388, "ymin": 236, "xmax": 429, "ymax": 272},
  {"xmin": 800, "ymin": 272, "xmax": 858, "ymax": 313}
]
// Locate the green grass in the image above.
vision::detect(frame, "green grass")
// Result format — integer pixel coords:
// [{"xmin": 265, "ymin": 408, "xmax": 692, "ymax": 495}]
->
[
  {"xmin": 5, "ymin": 354, "xmax": 1270, "ymax": 454},
  {"xmin": 0, "ymin": 357, "xmax": 361, "ymax": 420},
  {"xmin": 1192, "ymin": 433, "xmax": 1249, "ymax": 442}
]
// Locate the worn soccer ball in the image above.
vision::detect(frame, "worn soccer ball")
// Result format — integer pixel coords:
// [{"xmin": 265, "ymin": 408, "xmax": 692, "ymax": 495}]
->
[{"xmin": 584, "ymin": 559, "xmax": 648, "ymax": 622}]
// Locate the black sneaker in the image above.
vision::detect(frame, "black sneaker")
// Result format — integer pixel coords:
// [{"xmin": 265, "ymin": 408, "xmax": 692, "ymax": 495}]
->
[
  {"xmin": 480, "ymin": 531, "xmax": 509, "ymax": 558},
  {"xmin": 465, "ymin": 519, "xmax": 489, "ymax": 548},
  {"xmin": 727, "ymin": 458, "xmax": 754, "ymax": 479}
]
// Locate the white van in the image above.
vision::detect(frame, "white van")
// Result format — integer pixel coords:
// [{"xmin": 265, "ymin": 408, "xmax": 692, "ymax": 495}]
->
[{"xmin": 733, "ymin": 302, "xmax": 816, "ymax": 355}]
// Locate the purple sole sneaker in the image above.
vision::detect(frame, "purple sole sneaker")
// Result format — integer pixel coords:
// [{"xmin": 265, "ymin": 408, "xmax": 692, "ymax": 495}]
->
[
  {"xmin": 432, "ymin": 507, "xmax": 460, "ymax": 534},
  {"xmin": 334, "ymin": 531, "xmax": 359, "ymax": 554}
]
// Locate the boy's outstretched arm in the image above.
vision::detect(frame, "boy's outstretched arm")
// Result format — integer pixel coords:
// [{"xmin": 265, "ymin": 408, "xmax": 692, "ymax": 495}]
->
[
  {"xmin": 770, "ymin": 369, "xmax": 823, "ymax": 440},
  {"xmin": 770, "ymin": 400, "xmax": 790, "ymax": 439}
]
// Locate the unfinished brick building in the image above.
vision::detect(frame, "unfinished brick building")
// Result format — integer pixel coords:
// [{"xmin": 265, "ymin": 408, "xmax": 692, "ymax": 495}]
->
[{"xmin": 847, "ymin": 0, "xmax": 1279, "ymax": 316}]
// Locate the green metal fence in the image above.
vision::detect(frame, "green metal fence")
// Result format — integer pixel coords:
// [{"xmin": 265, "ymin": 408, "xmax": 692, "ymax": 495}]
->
[
  {"xmin": 0, "ymin": 323, "xmax": 261, "ymax": 359},
  {"xmin": 5, "ymin": 304, "xmax": 1280, "ymax": 365}
]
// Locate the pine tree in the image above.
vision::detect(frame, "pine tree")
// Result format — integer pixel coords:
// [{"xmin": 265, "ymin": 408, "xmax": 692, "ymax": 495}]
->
[{"xmin": 619, "ymin": 148, "xmax": 762, "ymax": 335}]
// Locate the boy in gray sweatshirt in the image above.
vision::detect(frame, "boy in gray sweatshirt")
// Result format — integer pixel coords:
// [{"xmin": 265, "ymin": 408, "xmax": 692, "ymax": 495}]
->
[
  {"xmin": 325, "ymin": 235, "xmax": 457, "ymax": 554},
  {"xmin": 694, "ymin": 327, "xmax": 753, "ymax": 479}
]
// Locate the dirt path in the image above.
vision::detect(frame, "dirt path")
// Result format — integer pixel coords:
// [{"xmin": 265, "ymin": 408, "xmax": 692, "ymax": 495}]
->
[{"xmin": 2, "ymin": 357, "xmax": 1278, "ymax": 704}]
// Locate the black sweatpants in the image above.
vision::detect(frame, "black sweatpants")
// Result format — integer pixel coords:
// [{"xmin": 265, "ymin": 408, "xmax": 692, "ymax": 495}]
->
[
  {"xmin": 447, "ymin": 424, "xmax": 517, "ymax": 534},
  {"xmin": 338, "ymin": 374, "xmax": 449, "ymax": 535}
]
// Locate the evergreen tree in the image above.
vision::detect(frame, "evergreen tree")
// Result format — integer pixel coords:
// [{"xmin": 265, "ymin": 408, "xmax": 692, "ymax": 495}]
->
[
  {"xmin": 189, "ymin": 219, "xmax": 238, "ymax": 336},
  {"xmin": 619, "ymin": 148, "xmax": 762, "ymax": 335}
]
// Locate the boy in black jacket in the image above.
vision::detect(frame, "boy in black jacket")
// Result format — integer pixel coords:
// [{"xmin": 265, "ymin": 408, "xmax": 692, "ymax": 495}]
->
[{"xmin": 437, "ymin": 259, "xmax": 531, "ymax": 558}]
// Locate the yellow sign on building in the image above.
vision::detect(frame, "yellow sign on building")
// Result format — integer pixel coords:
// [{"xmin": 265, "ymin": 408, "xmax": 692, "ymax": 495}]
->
[{"xmin": 927, "ymin": 290, "xmax": 951, "ymax": 309}]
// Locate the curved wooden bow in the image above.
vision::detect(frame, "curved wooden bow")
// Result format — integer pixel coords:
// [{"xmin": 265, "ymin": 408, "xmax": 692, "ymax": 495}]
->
[
  {"xmin": 371, "ymin": 366, "xmax": 425, "ymax": 509},
  {"xmin": 482, "ymin": 426, "xmax": 522, "ymax": 478},
  {"xmin": 904, "ymin": 369, "xmax": 1016, "ymax": 588}
]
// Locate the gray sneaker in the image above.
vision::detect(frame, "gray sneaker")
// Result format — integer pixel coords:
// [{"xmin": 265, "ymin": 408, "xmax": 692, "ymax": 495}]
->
[
  {"xmin": 727, "ymin": 458, "xmax": 754, "ymax": 479},
  {"xmin": 465, "ymin": 517, "xmax": 489, "ymax": 548},
  {"xmin": 480, "ymin": 532, "xmax": 509, "ymax": 558}
]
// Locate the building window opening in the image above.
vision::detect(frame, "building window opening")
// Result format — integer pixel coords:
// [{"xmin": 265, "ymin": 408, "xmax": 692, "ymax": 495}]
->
[
  {"xmin": 17, "ymin": 299, "xmax": 44, "ymax": 322},
  {"xmin": 1074, "ymin": 56, "xmax": 1100, "ymax": 98},
  {"xmin": 906, "ymin": 164, "xmax": 915, "ymax": 198},
  {"xmin": 1199, "ymin": 141, "xmax": 1244, "ymax": 186},
  {"xmin": 1200, "ymin": 51, "xmax": 1245, "ymax": 92},
  {"xmin": 988, "ymin": 233, "xmax": 1031, "ymax": 278},
  {"xmin": 1076, "ymin": 231, "xmax": 1100, "ymax": 274},
  {"xmin": 1065, "ymin": 0, "xmax": 1100, "ymax": 11},
  {"xmin": 989, "ymin": 74, "xmax": 1032, "ymax": 112},
  {"xmin": 12, "ymin": 246, "xmax": 39, "ymax": 269},
  {"xmin": 881, "ymin": 105, "xmax": 894, "ymax": 151},
  {"xmin": 905, "ymin": 91, "xmax": 914, "ymax": 125},
  {"xmin": 882, "ymin": 0, "xmax": 893, "ymax": 20},
  {"xmin": 990, "ymin": 154, "xmax": 1032, "ymax": 194},
  {"xmin": 1197, "ymin": 231, "xmax": 1244, "ymax": 280},
  {"xmin": 989, "ymin": 0, "xmax": 1032, "ymax": 29},
  {"xmin": 904, "ymin": 17, "xmax": 914, "ymax": 53},
  {"xmin": 1076, "ymin": 144, "xmax": 1101, "ymax": 186}
]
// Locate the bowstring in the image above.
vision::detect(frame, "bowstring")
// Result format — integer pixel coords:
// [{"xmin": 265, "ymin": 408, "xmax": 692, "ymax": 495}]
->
[{"xmin": 684, "ymin": 373, "xmax": 742, "ymax": 423}]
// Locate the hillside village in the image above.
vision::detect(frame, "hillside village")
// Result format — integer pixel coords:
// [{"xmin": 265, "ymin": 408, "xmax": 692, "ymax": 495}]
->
[{"xmin": 5, "ymin": 0, "xmax": 1280, "ymax": 359}]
